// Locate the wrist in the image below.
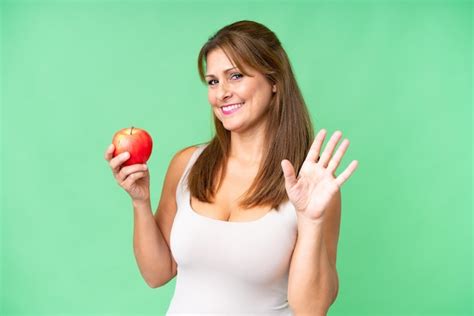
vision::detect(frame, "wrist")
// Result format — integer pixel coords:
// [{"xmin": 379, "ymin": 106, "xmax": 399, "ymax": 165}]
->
[
  {"xmin": 132, "ymin": 198, "xmax": 151, "ymax": 209},
  {"xmin": 296, "ymin": 213, "xmax": 325, "ymax": 231}
]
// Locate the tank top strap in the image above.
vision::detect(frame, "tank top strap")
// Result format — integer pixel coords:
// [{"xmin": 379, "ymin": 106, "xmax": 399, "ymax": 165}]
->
[{"xmin": 176, "ymin": 143, "xmax": 208, "ymax": 202}]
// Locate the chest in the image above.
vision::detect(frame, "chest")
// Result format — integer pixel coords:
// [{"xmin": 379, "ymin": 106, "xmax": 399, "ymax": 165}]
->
[{"xmin": 190, "ymin": 162, "xmax": 272, "ymax": 222}]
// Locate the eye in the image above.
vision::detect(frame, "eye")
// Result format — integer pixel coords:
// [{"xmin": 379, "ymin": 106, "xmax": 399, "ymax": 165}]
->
[
  {"xmin": 230, "ymin": 73, "xmax": 243, "ymax": 80},
  {"xmin": 207, "ymin": 73, "xmax": 243, "ymax": 86}
]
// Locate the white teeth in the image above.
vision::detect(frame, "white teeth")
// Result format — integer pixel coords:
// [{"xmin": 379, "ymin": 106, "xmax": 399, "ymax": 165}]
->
[{"xmin": 222, "ymin": 103, "xmax": 243, "ymax": 112}]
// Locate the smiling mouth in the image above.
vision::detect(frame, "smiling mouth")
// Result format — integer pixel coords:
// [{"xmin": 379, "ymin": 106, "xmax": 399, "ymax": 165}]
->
[{"xmin": 220, "ymin": 102, "xmax": 244, "ymax": 115}]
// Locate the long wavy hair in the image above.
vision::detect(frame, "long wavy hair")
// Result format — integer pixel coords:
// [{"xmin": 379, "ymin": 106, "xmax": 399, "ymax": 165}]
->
[{"xmin": 188, "ymin": 20, "xmax": 315, "ymax": 210}]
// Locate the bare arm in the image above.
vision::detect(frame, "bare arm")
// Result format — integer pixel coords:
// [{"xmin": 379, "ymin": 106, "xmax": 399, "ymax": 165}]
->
[
  {"xmin": 132, "ymin": 198, "xmax": 173, "ymax": 288},
  {"xmin": 132, "ymin": 146, "xmax": 198, "ymax": 288},
  {"xmin": 288, "ymin": 190, "xmax": 341, "ymax": 314}
]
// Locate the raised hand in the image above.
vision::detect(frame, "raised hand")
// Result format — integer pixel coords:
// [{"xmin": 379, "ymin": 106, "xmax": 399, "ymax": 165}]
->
[{"xmin": 281, "ymin": 129, "xmax": 358, "ymax": 222}]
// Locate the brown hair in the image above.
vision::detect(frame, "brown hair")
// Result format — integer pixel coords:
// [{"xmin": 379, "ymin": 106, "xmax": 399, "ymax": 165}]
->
[{"xmin": 189, "ymin": 20, "xmax": 314, "ymax": 210}]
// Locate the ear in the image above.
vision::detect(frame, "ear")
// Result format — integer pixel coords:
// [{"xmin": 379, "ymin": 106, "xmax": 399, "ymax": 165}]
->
[{"xmin": 272, "ymin": 85, "xmax": 276, "ymax": 93}]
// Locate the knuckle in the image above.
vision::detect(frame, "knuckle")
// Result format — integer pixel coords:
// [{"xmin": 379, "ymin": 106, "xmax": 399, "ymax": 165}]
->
[
  {"xmin": 117, "ymin": 179, "xmax": 125, "ymax": 188},
  {"xmin": 120, "ymin": 178, "xmax": 129, "ymax": 188},
  {"xmin": 118, "ymin": 169, "xmax": 126, "ymax": 179},
  {"xmin": 110, "ymin": 160, "xmax": 119, "ymax": 170}
]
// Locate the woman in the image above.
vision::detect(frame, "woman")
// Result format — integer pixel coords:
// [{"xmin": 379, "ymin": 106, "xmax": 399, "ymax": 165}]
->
[{"xmin": 105, "ymin": 20, "xmax": 358, "ymax": 315}]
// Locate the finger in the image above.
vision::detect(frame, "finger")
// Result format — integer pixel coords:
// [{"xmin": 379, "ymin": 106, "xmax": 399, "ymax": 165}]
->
[
  {"xmin": 104, "ymin": 144, "xmax": 115, "ymax": 161},
  {"xmin": 306, "ymin": 129, "xmax": 327, "ymax": 162},
  {"xmin": 109, "ymin": 151, "xmax": 130, "ymax": 174},
  {"xmin": 319, "ymin": 130, "xmax": 343, "ymax": 167},
  {"xmin": 335, "ymin": 160, "xmax": 359, "ymax": 187},
  {"xmin": 122, "ymin": 171, "xmax": 147, "ymax": 189},
  {"xmin": 327, "ymin": 139, "xmax": 350, "ymax": 174},
  {"xmin": 117, "ymin": 164, "xmax": 148, "ymax": 183},
  {"xmin": 118, "ymin": 164, "xmax": 148, "ymax": 182},
  {"xmin": 281, "ymin": 159, "xmax": 297, "ymax": 190}
]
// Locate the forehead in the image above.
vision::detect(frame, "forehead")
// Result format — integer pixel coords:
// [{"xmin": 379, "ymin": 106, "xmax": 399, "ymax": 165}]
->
[{"xmin": 206, "ymin": 48, "xmax": 236, "ymax": 72}]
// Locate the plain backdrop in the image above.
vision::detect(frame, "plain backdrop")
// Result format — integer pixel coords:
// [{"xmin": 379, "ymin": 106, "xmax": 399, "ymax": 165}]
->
[{"xmin": 1, "ymin": 0, "xmax": 472, "ymax": 315}]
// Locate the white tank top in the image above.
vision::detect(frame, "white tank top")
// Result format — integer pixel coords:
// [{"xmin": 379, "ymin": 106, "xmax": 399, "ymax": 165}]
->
[{"xmin": 167, "ymin": 143, "xmax": 298, "ymax": 315}]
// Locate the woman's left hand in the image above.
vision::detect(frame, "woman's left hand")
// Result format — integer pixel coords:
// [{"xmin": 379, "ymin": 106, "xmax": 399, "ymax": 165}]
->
[{"xmin": 281, "ymin": 129, "xmax": 359, "ymax": 222}]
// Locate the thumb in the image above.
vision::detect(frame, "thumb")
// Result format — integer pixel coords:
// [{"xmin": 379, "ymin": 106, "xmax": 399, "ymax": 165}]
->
[{"xmin": 281, "ymin": 159, "xmax": 297, "ymax": 189}]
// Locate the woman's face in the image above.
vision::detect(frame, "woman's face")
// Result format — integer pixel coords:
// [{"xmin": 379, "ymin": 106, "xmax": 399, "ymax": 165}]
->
[{"xmin": 205, "ymin": 48, "xmax": 276, "ymax": 133}]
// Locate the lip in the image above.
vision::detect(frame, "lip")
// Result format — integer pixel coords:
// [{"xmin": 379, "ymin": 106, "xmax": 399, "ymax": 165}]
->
[
  {"xmin": 220, "ymin": 102, "xmax": 244, "ymax": 116},
  {"xmin": 220, "ymin": 102, "xmax": 244, "ymax": 108}
]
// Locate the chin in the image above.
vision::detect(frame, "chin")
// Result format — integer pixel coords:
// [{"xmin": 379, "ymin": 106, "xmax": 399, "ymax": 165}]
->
[
  {"xmin": 221, "ymin": 122, "xmax": 237, "ymax": 131},
  {"xmin": 218, "ymin": 117, "xmax": 237, "ymax": 129}
]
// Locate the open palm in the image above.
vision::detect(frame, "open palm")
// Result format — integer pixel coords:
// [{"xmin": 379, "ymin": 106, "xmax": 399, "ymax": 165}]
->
[{"xmin": 281, "ymin": 129, "xmax": 359, "ymax": 222}]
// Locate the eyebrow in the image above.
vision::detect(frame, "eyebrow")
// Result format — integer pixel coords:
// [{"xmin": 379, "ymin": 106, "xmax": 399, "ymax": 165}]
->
[{"xmin": 205, "ymin": 67, "xmax": 238, "ymax": 78}]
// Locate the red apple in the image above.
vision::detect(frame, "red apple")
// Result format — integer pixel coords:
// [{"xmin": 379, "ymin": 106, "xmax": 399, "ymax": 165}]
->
[{"xmin": 112, "ymin": 126, "xmax": 153, "ymax": 167}]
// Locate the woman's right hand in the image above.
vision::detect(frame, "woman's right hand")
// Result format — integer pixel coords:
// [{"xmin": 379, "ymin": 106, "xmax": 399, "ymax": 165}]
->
[{"xmin": 104, "ymin": 144, "xmax": 150, "ymax": 202}]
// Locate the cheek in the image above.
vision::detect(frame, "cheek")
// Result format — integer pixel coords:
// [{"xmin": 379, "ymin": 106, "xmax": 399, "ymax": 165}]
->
[
  {"xmin": 255, "ymin": 83, "xmax": 272, "ymax": 102},
  {"xmin": 236, "ymin": 83, "xmax": 252, "ymax": 98},
  {"xmin": 207, "ymin": 92, "xmax": 215, "ymax": 105}
]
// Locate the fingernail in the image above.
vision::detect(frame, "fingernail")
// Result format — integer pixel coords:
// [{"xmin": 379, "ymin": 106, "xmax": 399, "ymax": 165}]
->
[{"xmin": 123, "ymin": 152, "xmax": 129, "ymax": 158}]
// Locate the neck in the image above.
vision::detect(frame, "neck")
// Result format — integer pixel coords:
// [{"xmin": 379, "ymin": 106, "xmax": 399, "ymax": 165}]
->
[{"xmin": 228, "ymin": 126, "xmax": 267, "ymax": 165}]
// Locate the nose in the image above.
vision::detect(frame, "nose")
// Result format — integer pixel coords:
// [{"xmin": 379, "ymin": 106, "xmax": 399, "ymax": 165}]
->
[{"xmin": 216, "ymin": 81, "xmax": 232, "ymax": 102}]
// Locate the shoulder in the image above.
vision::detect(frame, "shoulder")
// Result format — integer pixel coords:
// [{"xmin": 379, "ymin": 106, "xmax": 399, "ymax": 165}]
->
[
  {"xmin": 174, "ymin": 145, "xmax": 200, "ymax": 162},
  {"xmin": 159, "ymin": 145, "xmax": 203, "ymax": 203},
  {"xmin": 169, "ymin": 144, "xmax": 205, "ymax": 176}
]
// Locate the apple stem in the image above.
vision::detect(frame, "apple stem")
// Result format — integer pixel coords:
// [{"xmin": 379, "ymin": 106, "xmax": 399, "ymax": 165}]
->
[{"xmin": 130, "ymin": 126, "xmax": 134, "ymax": 135}]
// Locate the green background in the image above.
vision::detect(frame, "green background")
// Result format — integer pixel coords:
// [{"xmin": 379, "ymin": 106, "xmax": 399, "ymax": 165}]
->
[{"xmin": 1, "ymin": 0, "xmax": 472, "ymax": 315}]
